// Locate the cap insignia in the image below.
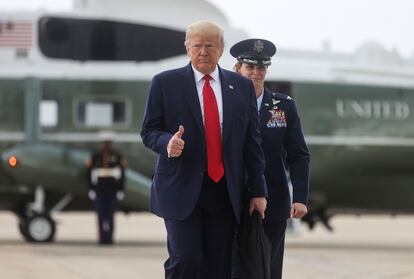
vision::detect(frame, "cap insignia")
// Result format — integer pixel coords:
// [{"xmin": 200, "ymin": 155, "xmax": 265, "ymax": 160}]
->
[{"xmin": 253, "ymin": 40, "xmax": 264, "ymax": 53}]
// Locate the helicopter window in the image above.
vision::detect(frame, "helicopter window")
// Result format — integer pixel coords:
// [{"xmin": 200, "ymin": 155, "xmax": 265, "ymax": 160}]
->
[
  {"xmin": 38, "ymin": 16, "xmax": 186, "ymax": 62},
  {"xmin": 40, "ymin": 99, "xmax": 58, "ymax": 127},
  {"xmin": 85, "ymin": 103, "xmax": 112, "ymax": 127},
  {"xmin": 76, "ymin": 98, "xmax": 128, "ymax": 128}
]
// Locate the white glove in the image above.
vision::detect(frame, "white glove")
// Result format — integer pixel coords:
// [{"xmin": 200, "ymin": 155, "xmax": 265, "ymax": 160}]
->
[
  {"xmin": 88, "ymin": 190, "xmax": 96, "ymax": 200},
  {"xmin": 116, "ymin": 191, "xmax": 125, "ymax": 201}
]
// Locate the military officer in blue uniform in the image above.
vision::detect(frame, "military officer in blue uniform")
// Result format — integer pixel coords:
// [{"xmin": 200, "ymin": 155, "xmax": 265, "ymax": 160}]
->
[
  {"xmin": 87, "ymin": 132, "xmax": 126, "ymax": 244},
  {"xmin": 230, "ymin": 39, "xmax": 310, "ymax": 279}
]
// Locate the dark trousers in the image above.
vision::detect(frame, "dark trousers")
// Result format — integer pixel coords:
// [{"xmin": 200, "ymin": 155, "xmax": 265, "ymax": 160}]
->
[
  {"xmin": 95, "ymin": 192, "xmax": 117, "ymax": 243},
  {"xmin": 164, "ymin": 175, "xmax": 236, "ymax": 279},
  {"xmin": 263, "ymin": 220, "xmax": 287, "ymax": 279},
  {"xmin": 232, "ymin": 219, "xmax": 287, "ymax": 279}
]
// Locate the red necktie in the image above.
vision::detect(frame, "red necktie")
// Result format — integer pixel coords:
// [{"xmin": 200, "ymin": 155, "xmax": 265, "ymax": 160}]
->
[{"xmin": 203, "ymin": 75, "xmax": 224, "ymax": 182}]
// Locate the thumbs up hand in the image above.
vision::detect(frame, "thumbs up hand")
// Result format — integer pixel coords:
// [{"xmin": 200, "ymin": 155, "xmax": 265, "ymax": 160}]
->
[{"xmin": 167, "ymin": 125, "xmax": 185, "ymax": 158}]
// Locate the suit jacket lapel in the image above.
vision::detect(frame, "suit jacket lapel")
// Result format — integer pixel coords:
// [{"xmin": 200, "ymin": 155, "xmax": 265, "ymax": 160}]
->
[
  {"xmin": 220, "ymin": 67, "xmax": 235, "ymax": 145},
  {"xmin": 180, "ymin": 63, "xmax": 204, "ymax": 132}
]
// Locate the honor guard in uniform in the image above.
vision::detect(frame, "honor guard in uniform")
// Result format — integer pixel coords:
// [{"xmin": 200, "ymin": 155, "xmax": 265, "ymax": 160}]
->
[
  {"xmin": 230, "ymin": 39, "xmax": 310, "ymax": 279},
  {"xmin": 87, "ymin": 132, "xmax": 126, "ymax": 244}
]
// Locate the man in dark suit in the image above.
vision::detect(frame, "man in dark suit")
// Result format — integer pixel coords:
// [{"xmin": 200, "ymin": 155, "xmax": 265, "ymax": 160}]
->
[
  {"xmin": 141, "ymin": 21, "xmax": 268, "ymax": 279},
  {"xmin": 231, "ymin": 39, "xmax": 310, "ymax": 279}
]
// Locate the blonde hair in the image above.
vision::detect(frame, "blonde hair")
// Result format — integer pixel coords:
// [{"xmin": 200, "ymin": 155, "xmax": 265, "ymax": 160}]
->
[
  {"xmin": 233, "ymin": 61, "xmax": 242, "ymax": 73},
  {"xmin": 184, "ymin": 20, "xmax": 224, "ymax": 48}
]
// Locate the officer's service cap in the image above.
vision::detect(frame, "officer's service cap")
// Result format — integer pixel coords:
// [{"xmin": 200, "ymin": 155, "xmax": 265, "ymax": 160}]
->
[
  {"xmin": 98, "ymin": 130, "xmax": 115, "ymax": 142},
  {"xmin": 230, "ymin": 38, "xmax": 276, "ymax": 66}
]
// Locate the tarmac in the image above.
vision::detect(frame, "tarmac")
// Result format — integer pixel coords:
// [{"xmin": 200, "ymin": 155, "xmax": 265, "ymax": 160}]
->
[{"xmin": 0, "ymin": 212, "xmax": 414, "ymax": 279}]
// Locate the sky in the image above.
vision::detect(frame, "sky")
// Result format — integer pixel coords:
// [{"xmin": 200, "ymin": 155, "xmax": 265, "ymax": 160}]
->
[
  {"xmin": 1, "ymin": 0, "xmax": 413, "ymax": 58},
  {"xmin": 208, "ymin": 0, "xmax": 414, "ymax": 58}
]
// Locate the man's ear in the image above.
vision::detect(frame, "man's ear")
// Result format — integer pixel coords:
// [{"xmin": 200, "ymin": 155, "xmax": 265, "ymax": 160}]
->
[{"xmin": 220, "ymin": 44, "xmax": 224, "ymax": 57}]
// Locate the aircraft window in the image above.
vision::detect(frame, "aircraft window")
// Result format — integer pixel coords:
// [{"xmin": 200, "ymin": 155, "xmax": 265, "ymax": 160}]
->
[
  {"xmin": 40, "ymin": 100, "xmax": 58, "ymax": 127},
  {"xmin": 38, "ymin": 16, "xmax": 186, "ymax": 61},
  {"xmin": 86, "ymin": 103, "xmax": 112, "ymax": 127},
  {"xmin": 76, "ymin": 99, "xmax": 128, "ymax": 128}
]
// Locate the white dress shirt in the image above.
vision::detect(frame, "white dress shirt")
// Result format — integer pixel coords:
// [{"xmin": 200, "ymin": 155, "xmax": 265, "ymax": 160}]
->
[{"xmin": 192, "ymin": 65, "xmax": 223, "ymax": 132}]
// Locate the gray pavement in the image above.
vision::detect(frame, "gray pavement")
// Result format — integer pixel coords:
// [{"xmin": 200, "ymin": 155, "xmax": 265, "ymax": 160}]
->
[{"xmin": 0, "ymin": 212, "xmax": 414, "ymax": 279}]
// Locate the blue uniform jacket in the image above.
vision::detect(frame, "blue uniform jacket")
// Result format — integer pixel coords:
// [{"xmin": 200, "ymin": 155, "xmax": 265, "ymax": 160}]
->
[
  {"xmin": 260, "ymin": 89, "xmax": 310, "ymax": 222},
  {"xmin": 141, "ymin": 63, "xmax": 267, "ymax": 223}
]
